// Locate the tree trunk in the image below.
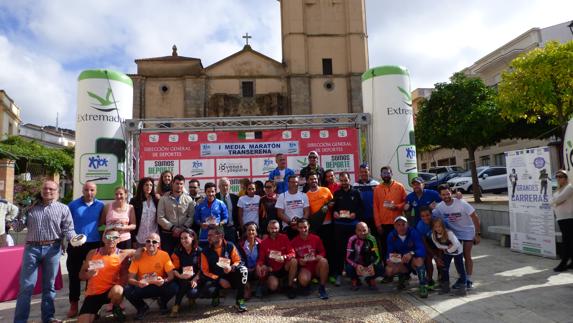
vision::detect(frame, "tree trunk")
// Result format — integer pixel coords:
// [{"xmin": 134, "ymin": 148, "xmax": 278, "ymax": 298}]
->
[{"xmin": 467, "ymin": 147, "xmax": 481, "ymax": 203}]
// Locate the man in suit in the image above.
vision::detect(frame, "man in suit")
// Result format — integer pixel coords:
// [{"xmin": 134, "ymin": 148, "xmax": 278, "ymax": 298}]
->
[{"xmin": 216, "ymin": 177, "xmax": 240, "ymax": 243}]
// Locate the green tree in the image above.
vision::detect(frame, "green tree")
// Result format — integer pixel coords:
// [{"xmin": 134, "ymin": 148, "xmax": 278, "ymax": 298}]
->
[
  {"xmin": 416, "ymin": 73, "xmax": 505, "ymax": 202},
  {"xmin": 0, "ymin": 136, "xmax": 73, "ymax": 174},
  {"xmin": 498, "ymin": 40, "xmax": 573, "ymax": 166}
]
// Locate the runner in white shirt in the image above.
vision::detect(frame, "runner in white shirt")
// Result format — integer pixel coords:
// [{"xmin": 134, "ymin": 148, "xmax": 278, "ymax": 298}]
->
[
  {"xmin": 238, "ymin": 183, "xmax": 262, "ymax": 228},
  {"xmin": 276, "ymin": 176, "xmax": 310, "ymax": 239}
]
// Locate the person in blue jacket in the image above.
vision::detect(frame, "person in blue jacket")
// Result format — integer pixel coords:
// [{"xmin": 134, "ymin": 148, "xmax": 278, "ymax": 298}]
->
[
  {"xmin": 268, "ymin": 153, "xmax": 295, "ymax": 194},
  {"xmin": 194, "ymin": 182, "xmax": 228, "ymax": 247},
  {"xmin": 385, "ymin": 216, "xmax": 429, "ymax": 298},
  {"xmin": 404, "ymin": 177, "xmax": 441, "ymax": 226}
]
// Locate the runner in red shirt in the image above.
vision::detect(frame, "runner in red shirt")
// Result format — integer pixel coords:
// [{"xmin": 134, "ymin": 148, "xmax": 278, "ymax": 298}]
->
[
  {"xmin": 291, "ymin": 218, "xmax": 329, "ymax": 299},
  {"xmin": 256, "ymin": 220, "xmax": 298, "ymax": 298}
]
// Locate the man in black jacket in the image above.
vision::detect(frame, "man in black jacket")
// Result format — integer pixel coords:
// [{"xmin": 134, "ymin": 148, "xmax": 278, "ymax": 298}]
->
[{"xmin": 216, "ymin": 177, "xmax": 240, "ymax": 243}]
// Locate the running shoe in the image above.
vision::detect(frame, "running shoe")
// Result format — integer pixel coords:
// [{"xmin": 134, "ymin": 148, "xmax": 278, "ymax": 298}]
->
[
  {"xmin": 427, "ymin": 279, "xmax": 436, "ymax": 290},
  {"xmin": 169, "ymin": 304, "xmax": 179, "ymax": 318},
  {"xmin": 235, "ymin": 299, "xmax": 248, "ymax": 312},
  {"xmin": 466, "ymin": 280, "xmax": 473, "ymax": 289},
  {"xmin": 451, "ymin": 279, "xmax": 464, "ymax": 289},
  {"xmin": 211, "ymin": 297, "xmax": 220, "ymax": 307},
  {"xmin": 318, "ymin": 285, "xmax": 329, "ymax": 300},
  {"xmin": 112, "ymin": 304, "xmax": 126, "ymax": 321},
  {"xmin": 397, "ymin": 275, "xmax": 408, "ymax": 290},
  {"xmin": 367, "ymin": 278, "xmax": 378, "ymax": 291},
  {"xmin": 419, "ymin": 285, "xmax": 428, "ymax": 298},
  {"xmin": 287, "ymin": 286, "xmax": 297, "ymax": 299},
  {"xmin": 335, "ymin": 275, "xmax": 342, "ymax": 287},
  {"xmin": 351, "ymin": 279, "xmax": 360, "ymax": 291},
  {"xmin": 134, "ymin": 304, "xmax": 150, "ymax": 320}
]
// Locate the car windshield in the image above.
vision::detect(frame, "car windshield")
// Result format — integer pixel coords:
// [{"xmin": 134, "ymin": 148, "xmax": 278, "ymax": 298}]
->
[{"xmin": 459, "ymin": 167, "xmax": 487, "ymax": 177}]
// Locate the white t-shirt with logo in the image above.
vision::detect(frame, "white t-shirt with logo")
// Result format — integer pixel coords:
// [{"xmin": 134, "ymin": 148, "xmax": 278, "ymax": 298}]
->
[
  {"xmin": 238, "ymin": 195, "xmax": 261, "ymax": 225},
  {"xmin": 276, "ymin": 191, "xmax": 310, "ymax": 227},
  {"xmin": 433, "ymin": 199, "xmax": 476, "ymax": 241}
]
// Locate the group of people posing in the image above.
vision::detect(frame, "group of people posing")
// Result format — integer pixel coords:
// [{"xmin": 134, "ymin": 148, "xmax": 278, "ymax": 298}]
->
[{"xmin": 9, "ymin": 151, "xmax": 482, "ymax": 323}]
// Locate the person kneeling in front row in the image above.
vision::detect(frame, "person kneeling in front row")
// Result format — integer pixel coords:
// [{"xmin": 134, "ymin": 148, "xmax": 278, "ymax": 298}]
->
[
  {"xmin": 77, "ymin": 229, "xmax": 135, "ymax": 323},
  {"xmin": 385, "ymin": 216, "xmax": 429, "ymax": 298},
  {"xmin": 345, "ymin": 222, "xmax": 384, "ymax": 291},
  {"xmin": 124, "ymin": 233, "xmax": 178, "ymax": 320},
  {"xmin": 291, "ymin": 218, "xmax": 329, "ymax": 299},
  {"xmin": 200, "ymin": 225, "xmax": 248, "ymax": 312}
]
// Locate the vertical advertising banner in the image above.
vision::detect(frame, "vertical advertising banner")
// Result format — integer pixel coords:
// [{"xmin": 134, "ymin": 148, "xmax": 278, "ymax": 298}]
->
[
  {"xmin": 362, "ymin": 65, "xmax": 418, "ymax": 191},
  {"xmin": 505, "ymin": 147, "xmax": 556, "ymax": 258},
  {"xmin": 75, "ymin": 70, "xmax": 133, "ymax": 200},
  {"xmin": 139, "ymin": 128, "xmax": 361, "ymax": 194}
]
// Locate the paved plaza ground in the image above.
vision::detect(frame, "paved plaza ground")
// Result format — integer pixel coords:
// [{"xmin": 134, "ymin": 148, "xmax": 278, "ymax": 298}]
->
[{"xmin": 1, "ymin": 238, "xmax": 571, "ymax": 322}]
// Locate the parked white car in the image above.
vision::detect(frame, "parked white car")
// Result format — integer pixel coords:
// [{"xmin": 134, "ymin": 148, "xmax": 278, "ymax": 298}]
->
[{"xmin": 447, "ymin": 166, "xmax": 508, "ymax": 193}]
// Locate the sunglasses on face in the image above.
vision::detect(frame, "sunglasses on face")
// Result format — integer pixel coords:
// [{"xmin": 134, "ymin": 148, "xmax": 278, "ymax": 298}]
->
[
  {"xmin": 309, "ymin": 156, "xmax": 317, "ymax": 159},
  {"xmin": 189, "ymin": 186, "xmax": 198, "ymax": 189},
  {"xmin": 145, "ymin": 239, "xmax": 160, "ymax": 245},
  {"xmin": 264, "ymin": 186, "xmax": 273, "ymax": 189},
  {"xmin": 556, "ymin": 175, "xmax": 567, "ymax": 179},
  {"xmin": 105, "ymin": 235, "xmax": 120, "ymax": 241}
]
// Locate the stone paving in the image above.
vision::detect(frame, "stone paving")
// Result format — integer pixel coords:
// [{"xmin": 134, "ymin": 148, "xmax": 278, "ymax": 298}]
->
[{"xmin": 1, "ymin": 238, "xmax": 572, "ymax": 322}]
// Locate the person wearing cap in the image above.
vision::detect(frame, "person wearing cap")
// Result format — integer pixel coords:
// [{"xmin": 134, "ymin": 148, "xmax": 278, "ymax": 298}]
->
[
  {"xmin": 373, "ymin": 165, "xmax": 407, "ymax": 257},
  {"xmin": 300, "ymin": 151, "xmax": 325, "ymax": 193},
  {"xmin": 550, "ymin": 170, "xmax": 573, "ymax": 272},
  {"xmin": 433, "ymin": 184, "xmax": 480, "ymax": 290},
  {"xmin": 384, "ymin": 216, "xmax": 428, "ymax": 298},
  {"xmin": 353, "ymin": 163, "xmax": 379, "ymax": 238},
  {"xmin": 268, "ymin": 153, "xmax": 295, "ymax": 194},
  {"xmin": 404, "ymin": 177, "xmax": 441, "ymax": 227}
]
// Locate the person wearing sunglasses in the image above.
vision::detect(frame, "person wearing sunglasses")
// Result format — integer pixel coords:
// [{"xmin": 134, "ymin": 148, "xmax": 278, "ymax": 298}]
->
[
  {"xmin": 77, "ymin": 229, "xmax": 135, "ymax": 323},
  {"xmin": 550, "ymin": 170, "xmax": 573, "ymax": 272},
  {"xmin": 124, "ymin": 233, "xmax": 178, "ymax": 320},
  {"xmin": 188, "ymin": 179, "xmax": 205, "ymax": 204},
  {"xmin": 259, "ymin": 180, "xmax": 279, "ymax": 236}
]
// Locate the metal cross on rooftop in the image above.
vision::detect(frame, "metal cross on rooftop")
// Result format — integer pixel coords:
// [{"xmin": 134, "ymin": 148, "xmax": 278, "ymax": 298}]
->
[{"xmin": 242, "ymin": 33, "xmax": 252, "ymax": 45}]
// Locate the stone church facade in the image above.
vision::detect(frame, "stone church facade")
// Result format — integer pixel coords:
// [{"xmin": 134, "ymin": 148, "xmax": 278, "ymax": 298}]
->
[{"xmin": 130, "ymin": 0, "xmax": 368, "ymax": 119}]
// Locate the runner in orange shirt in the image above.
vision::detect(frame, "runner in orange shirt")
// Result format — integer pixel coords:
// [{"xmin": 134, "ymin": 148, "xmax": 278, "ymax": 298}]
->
[
  {"xmin": 373, "ymin": 166, "xmax": 407, "ymax": 257},
  {"xmin": 77, "ymin": 229, "xmax": 135, "ymax": 323}
]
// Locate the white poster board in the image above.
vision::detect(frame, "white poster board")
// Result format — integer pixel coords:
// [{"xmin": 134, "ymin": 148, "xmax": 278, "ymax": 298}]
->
[{"xmin": 505, "ymin": 147, "xmax": 556, "ymax": 258}]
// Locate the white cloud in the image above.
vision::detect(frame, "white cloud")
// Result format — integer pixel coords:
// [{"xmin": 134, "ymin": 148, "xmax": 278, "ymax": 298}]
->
[
  {"xmin": 0, "ymin": 0, "xmax": 571, "ymax": 129},
  {"xmin": 0, "ymin": 36, "xmax": 76, "ymax": 129}
]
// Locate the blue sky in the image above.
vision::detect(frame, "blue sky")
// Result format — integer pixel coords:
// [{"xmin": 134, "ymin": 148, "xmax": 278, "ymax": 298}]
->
[{"xmin": 0, "ymin": 0, "xmax": 571, "ymax": 130}]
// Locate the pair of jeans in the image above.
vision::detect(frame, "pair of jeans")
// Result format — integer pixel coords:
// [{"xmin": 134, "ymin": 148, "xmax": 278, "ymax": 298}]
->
[
  {"xmin": 124, "ymin": 281, "xmax": 179, "ymax": 310},
  {"xmin": 344, "ymin": 262, "xmax": 383, "ymax": 280},
  {"xmin": 174, "ymin": 278, "xmax": 201, "ymax": 305},
  {"xmin": 14, "ymin": 242, "xmax": 62, "ymax": 323},
  {"xmin": 441, "ymin": 253, "xmax": 466, "ymax": 284}
]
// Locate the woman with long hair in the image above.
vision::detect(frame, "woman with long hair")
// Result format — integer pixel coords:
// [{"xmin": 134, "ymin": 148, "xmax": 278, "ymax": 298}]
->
[
  {"xmin": 129, "ymin": 177, "xmax": 159, "ymax": 247},
  {"xmin": 155, "ymin": 170, "xmax": 173, "ymax": 199},
  {"xmin": 100, "ymin": 187, "xmax": 136, "ymax": 249},
  {"xmin": 259, "ymin": 180, "xmax": 279, "ymax": 236},
  {"xmin": 238, "ymin": 222, "xmax": 262, "ymax": 298},
  {"xmin": 170, "ymin": 229, "xmax": 202, "ymax": 317}
]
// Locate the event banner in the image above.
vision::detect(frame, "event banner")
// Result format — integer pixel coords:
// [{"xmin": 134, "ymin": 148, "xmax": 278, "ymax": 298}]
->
[
  {"xmin": 139, "ymin": 128, "xmax": 360, "ymax": 193},
  {"xmin": 505, "ymin": 147, "xmax": 556, "ymax": 258}
]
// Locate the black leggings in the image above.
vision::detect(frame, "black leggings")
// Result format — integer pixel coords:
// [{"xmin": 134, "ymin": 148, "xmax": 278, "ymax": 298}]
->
[
  {"xmin": 558, "ymin": 218, "xmax": 573, "ymax": 263},
  {"xmin": 202, "ymin": 265, "xmax": 248, "ymax": 300}
]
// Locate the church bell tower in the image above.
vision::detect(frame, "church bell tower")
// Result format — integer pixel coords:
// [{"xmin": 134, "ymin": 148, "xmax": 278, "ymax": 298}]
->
[{"xmin": 280, "ymin": 0, "xmax": 368, "ymax": 114}]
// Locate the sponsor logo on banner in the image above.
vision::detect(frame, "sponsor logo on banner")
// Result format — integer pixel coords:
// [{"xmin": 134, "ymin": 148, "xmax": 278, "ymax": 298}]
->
[
  {"xmin": 80, "ymin": 153, "xmax": 118, "ymax": 184},
  {"xmin": 208, "ymin": 133, "xmax": 217, "ymax": 141},
  {"xmin": 200, "ymin": 142, "xmax": 299, "ymax": 157},
  {"xmin": 396, "ymin": 145, "xmax": 418, "ymax": 173},
  {"xmin": 217, "ymin": 159, "xmax": 250, "ymax": 177},
  {"xmin": 282, "ymin": 131, "xmax": 292, "ymax": 139},
  {"xmin": 169, "ymin": 134, "xmax": 179, "ymax": 143},
  {"xmin": 149, "ymin": 135, "xmax": 159, "ymax": 143},
  {"xmin": 252, "ymin": 157, "xmax": 277, "ymax": 176},
  {"xmin": 188, "ymin": 134, "xmax": 198, "ymax": 142},
  {"xmin": 323, "ymin": 154, "xmax": 354, "ymax": 172},
  {"xmin": 338, "ymin": 129, "xmax": 347, "ymax": 138},
  {"xmin": 301, "ymin": 131, "xmax": 310, "ymax": 139},
  {"xmin": 144, "ymin": 160, "xmax": 178, "ymax": 178},
  {"xmin": 181, "ymin": 159, "xmax": 215, "ymax": 178},
  {"xmin": 319, "ymin": 130, "xmax": 329, "ymax": 138}
]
